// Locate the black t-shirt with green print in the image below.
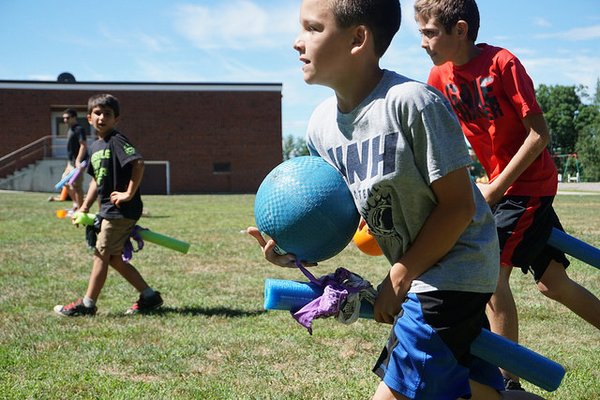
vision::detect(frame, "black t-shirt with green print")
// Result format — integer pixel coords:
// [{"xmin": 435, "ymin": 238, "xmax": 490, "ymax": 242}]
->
[{"xmin": 87, "ymin": 130, "xmax": 143, "ymax": 220}]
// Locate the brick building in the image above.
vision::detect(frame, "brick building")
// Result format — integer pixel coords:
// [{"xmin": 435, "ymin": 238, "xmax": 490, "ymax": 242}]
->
[{"xmin": 0, "ymin": 76, "xmax": 283, "ymax": 194}]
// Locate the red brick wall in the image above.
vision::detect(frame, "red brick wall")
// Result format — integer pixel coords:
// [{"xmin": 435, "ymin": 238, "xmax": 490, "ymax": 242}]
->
[{"xmin": 0, "ymin": 83, "xmax": 282, "ymax": 193}]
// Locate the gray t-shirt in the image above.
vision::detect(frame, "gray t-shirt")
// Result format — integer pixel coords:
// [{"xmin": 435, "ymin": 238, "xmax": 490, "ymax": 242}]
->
[{"xmin": 307, "ymin": 70, "xmax": 499, "ymax": 294}]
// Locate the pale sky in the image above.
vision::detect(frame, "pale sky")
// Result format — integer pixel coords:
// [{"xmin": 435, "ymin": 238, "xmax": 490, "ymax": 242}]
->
[{"xmin": 1, "ymin": 0, "xmax": 598, "ymax": 138}]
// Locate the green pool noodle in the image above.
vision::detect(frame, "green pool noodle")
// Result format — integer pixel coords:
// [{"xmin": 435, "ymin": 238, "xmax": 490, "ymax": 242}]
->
[
  {"xmin": 137, "ymin": 228, "xmax": 190, "ymax": 254},
  {"xmin": 71, "ymin": 212, "xmax": 190, "ymax": 254},
  {"xmin": 72, "ymin": 212, "xmax": 96, "ymax": 226}
]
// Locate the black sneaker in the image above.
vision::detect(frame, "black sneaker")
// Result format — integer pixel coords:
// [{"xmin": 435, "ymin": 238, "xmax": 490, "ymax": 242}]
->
[
  {"xmin": 54, "ymin": 299, "xmax": 97, "ymax": 317},
  {"xmin": 125, "ymin": 291, "xmax": 163, "ymax": 315},
  {"xmin": 504, "ymin": 377, "xmax": 525, "ymax": 391}
]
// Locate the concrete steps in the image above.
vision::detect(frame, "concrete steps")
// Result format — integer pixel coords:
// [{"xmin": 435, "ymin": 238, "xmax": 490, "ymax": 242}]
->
[{"xmin": 0, "ymin": 158, "xmax": 91, "ymax": 193}]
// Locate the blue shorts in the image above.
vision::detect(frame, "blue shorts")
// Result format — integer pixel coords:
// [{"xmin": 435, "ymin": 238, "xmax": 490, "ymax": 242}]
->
[{"xmin": 373, "ymin": 291, "xmax": 504, "ymax": 399}]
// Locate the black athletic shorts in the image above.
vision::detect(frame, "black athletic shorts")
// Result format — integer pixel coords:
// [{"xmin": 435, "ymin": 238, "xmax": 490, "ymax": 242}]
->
[{"xmin": 492, "ymin": 195, "xmax": 569, "ymax": 281}]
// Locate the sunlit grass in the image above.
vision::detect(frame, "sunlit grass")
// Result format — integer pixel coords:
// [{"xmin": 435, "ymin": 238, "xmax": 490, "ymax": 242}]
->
[{"xmin": 0, "ymin": 191, "xmax": 598, "ymax": 399}]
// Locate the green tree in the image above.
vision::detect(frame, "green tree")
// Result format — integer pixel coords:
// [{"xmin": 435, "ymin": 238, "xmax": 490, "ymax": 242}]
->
[
  {"xmin": 536, "ymin": 84, "xmax": 582, "ymax": 155},
  {"xmin": 575, "ymin": 92, "xmax": 600, "ymax": 181},
  {"xmin": 576, "ymin": 127, "xmax": 600, "ymax": 181},
  {"xmin": 282, "ymin": 135, "xmax": 309, "ymax": 160}
]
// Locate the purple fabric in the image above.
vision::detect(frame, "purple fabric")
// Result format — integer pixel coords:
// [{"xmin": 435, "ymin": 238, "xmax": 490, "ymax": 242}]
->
[
  {"xmin": 122, "ymin": 225, "xmax": 145, "ymax": 262},
  {"xmin": 292, "ymin": 262, "xmax": 371, "ymax": 334},
  {"xmin": 295, "ymin": 261, "xmax": 363, "ymax": 295},
  {"xmin": 293, "ymin": 285, "xmax": 348, "ymax": 334}
]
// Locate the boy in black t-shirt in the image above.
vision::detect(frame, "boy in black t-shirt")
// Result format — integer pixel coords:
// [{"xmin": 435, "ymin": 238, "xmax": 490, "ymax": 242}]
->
[{"xmin": 54, "ymin": 94, "xmax": 163, "ymax": 317}]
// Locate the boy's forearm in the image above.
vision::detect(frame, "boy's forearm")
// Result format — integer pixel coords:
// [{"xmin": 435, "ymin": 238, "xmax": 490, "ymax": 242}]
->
[
  {"xmin": 393, "ymin": 197, "xmax": 473, "ymax": 283},
  {"xmin": 80, "ymin": 179, "xmax": 98, "ymax": 211},
  {"xmin": 76, "ymin": 142, "xmax": 87, "ymax": 165},
  {"xmin": 487, "ymin": 114, "xmax": 550, "ymax": 201},
  {"xmin": 126, "ymin": 159, "xmax": 145, "ymax": 197},
  {"xmin": 391, "ymin": 168, "xmax": 475, "ymax": 285}
]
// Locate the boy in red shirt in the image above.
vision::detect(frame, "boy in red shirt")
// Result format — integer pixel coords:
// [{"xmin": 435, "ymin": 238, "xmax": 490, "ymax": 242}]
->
[{"xmin": 414, "ymin": 0, "xmax": 600, "ymax": 390}]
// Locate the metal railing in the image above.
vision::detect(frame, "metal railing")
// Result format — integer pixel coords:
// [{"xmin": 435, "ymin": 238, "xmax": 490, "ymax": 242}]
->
[{"xmin": 0, "ymin": 135, "xmax": 53, "ymax": 179}]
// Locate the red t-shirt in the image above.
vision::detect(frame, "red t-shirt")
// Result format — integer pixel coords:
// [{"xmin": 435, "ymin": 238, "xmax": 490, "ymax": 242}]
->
[{"xmin": 428, "ymin": 44, "xmax": 557, "ymax": 196}]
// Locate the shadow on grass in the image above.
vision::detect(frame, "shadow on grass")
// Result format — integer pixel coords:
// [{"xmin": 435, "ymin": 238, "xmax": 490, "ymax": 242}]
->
[
  {"xmin": 139, "ymin": 214, "xmax": 171, "ymax": 219},
  {"xmin": 158, "ymin": 306, "xmax": 267, "ymax": 318},
  {"xmin": 108, "ymin": 306, "xmax": 267, "ymax": 318}
]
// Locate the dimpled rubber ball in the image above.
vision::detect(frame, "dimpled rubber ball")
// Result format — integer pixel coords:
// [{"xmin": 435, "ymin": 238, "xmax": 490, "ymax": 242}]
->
[
  {"xmin": 254, "ymin": 156, "xmax": 360, "ymax": 263},
  {"xmin": 353, "ymin": 223, "xmax": 383, "ymax": 256}
]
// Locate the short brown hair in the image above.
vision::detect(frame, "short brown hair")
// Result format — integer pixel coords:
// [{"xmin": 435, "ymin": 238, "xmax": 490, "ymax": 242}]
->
[
  {"xmin": 87, "ymin": 94, "xmax": 121, "ymax": 118},
  {"xmin": 414, "ymin": 0, "xmax": 480, "ymax": 42},
  {"xmin": 330, "ymin": 0, "xmax": 401, "ymax": 57}
]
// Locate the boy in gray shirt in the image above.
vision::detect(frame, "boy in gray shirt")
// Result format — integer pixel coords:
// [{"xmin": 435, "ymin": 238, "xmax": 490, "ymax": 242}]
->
[{"xmin": 248, "ymin": 0, "xmax": 544, "ymax": 398}]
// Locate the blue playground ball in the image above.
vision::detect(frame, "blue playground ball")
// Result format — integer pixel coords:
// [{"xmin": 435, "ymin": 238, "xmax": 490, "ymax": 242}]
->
[{"xmin": 254, "ymin": 156, "xmax": 360, "ymax": 263}]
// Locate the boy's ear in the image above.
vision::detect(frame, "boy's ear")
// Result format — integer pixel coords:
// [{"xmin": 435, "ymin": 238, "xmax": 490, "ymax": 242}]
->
[
  {"xmin": 350, "ymin": 25, "xmax": 369, "ymax": 53},
  {"xmin": 456, "ymin": 20, "xmax": 469, "ymax": 39}
]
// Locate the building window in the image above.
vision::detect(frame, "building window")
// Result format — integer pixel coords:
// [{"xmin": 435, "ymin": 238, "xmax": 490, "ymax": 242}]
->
[
  {"xmin": 213, "ymin": 162, "xmax": 231, "ymax": 174},
  {"xmin": 51, "ymin": 109, "xmax": 91, "ymax": 138}
]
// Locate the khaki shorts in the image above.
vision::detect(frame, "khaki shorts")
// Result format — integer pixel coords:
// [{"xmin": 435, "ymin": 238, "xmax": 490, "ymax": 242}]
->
[{"xmin": 96, "ymin": 218, "xmax": 136, "ymax": 256}]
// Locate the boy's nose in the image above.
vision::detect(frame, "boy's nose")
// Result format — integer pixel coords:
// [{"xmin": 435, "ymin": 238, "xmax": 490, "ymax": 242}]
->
[{"xmin": 293, "ymin": 35, "xmax": 304, "ymax": 52}]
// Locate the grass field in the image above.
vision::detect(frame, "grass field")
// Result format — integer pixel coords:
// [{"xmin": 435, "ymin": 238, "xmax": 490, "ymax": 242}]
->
[{"xmin": 0, "ymin": 191, "xmax": 598, "ymax": 399}]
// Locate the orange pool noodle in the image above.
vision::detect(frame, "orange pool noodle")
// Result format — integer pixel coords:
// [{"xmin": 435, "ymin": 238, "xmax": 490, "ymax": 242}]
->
[
  {"xmin": 353, "ymin": 223, "xmax": 382, "ymax": 256},
  {"xmin": 59, "ymin": 185, "xmax": 69, "ymax": 201}
]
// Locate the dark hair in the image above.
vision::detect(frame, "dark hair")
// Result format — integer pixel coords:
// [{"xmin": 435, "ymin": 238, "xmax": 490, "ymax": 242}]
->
[
  {"xmin": 87, "ymin": 93, "xmax": 121, "ymax": 118},
  {"xmin": 63, "ymin": 108, "xmax": 77, "ymax": 118},
  {"xmin": 331, "ymin": 0, "xmax": 401, "ymax": 57},
  {"xmin": 414, "ymin": 0, "xmax": 480, "ymax": 42}
]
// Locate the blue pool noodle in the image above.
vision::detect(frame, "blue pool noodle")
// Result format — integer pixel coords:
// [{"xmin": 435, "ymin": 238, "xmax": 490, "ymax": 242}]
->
[
  {"xmin": 549, "ymin": 228, "xmax": 600, "ymax": 269},
  {"xmin": 264, "ymin": 278, "xmax": 565, "ymax": 392},
  {"xmin": 54, "ymin": 168, "xmax": 79, "ymax": 191},
  {"xmin": 54, "ymin": 161, "xmax": 87, "ymax": 191}
]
